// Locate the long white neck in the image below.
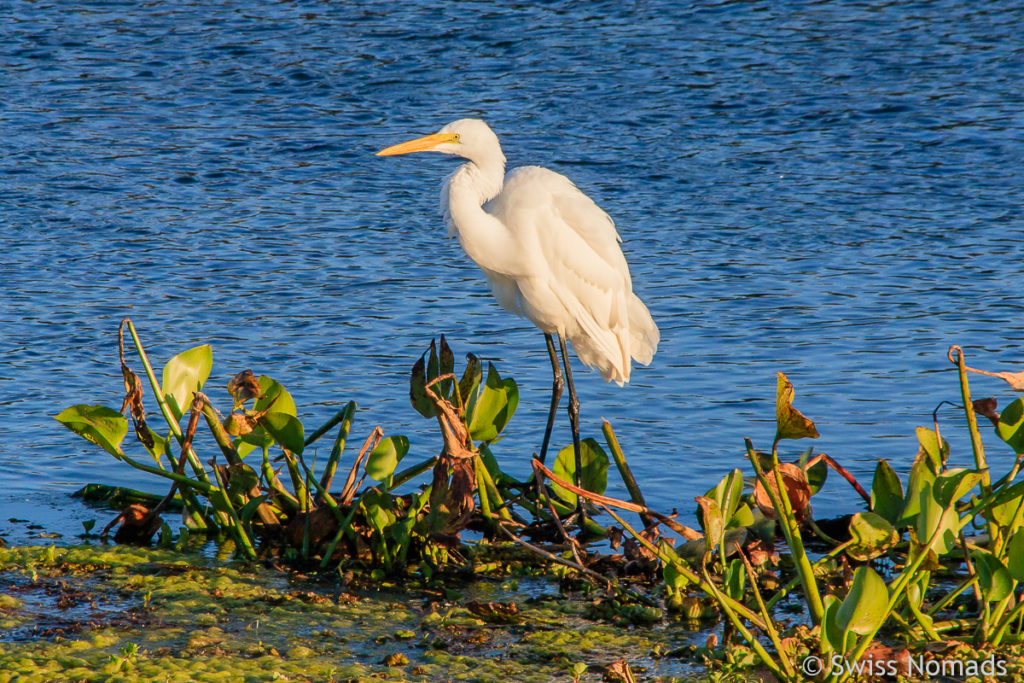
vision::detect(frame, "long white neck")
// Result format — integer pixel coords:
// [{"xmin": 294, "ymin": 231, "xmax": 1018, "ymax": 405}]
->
[{"xmin": 442, "ymin": 159, "xmax": 523, "ymax": 277}]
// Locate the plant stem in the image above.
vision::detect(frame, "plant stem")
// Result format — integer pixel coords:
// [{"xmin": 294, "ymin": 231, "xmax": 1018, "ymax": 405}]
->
[
  {"xmin": 123, "ymin": 319, "xmax": 211, "ymax": 484},
  {"xmin": 746, "ymin": 438, "xmax": 824, "ymax": 625},
  {"xmin": 601, "ymin": 420, "xmax": 650, "ymax": 525}
]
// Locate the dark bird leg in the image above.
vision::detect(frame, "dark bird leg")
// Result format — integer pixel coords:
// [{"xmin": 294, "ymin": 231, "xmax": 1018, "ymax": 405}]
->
[
  {"xmin": 538, "ymin": 333, "xmax": 564, "ymax": 464},
  {"xmin": 558, "ymin": 334, "xmax": 585, "ymax": 523}
]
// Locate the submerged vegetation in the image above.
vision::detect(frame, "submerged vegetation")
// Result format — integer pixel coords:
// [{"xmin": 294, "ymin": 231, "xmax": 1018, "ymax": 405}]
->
[{"xmin": 38, "ymin": 319, "xmax": 1024, "ymax": 680}]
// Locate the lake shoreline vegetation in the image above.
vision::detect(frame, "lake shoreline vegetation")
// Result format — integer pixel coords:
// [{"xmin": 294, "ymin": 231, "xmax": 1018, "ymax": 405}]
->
[{"xmin": 4, "ymin": 317, "xmax": 1024, "ymax": 681}]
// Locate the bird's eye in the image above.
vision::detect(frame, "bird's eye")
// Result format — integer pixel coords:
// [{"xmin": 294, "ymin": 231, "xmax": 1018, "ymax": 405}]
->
[{"xmin": 453, "ymin": 134, "xmax": 461, "ymax": 142}]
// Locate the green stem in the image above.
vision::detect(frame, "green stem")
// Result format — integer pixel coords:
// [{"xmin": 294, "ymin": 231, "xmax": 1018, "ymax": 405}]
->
[
  {"xmin": 602, "ymin": 420, "xmax": 649, "ymax": 523},
  {"xmin": 475, "ymin": 456, "xmax": 512, "ymax": 521},
  {"xmin": 746, "ymin": 438, "xmax": 824, "ymax": 625},
  {"xmin": 700, "ymin": 563, "xmax": 792, "ymax": 683},
  {"xmin": 951, "ymin": 346, "xmax": 998, "ymax": 547},
  {"xmin": 602, "ymin": 506, "xmax": 768, "ymax": 630},
  {"xmin": 316, "ymin": 402, "xmax": 356, "ymax": 496},
  {"xmin": 124, "ymin": 319, "xmax": 210, "ymax": 484},
  {"xmin": 390, "ymin": 457, "xmax": 438, "ymax": 491},
  {"xmin": 210, "ymin": 464, "xmax": 256, "ymax": 560}
]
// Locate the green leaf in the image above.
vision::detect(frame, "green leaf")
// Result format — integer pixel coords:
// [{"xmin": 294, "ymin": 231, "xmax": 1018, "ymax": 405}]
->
[
  {"xmin": 257, "ymin": 412, "xmax": 305, "ymax": 455},
  {"xmin": 972, "ymin": 550, "xmax": 1013, "ymax": 603},
  {"xmin": 458, "ymin": 353, "xmax": 482, "ymax": 409},
  {"xmin": 255, "ymin": 376, "xmax": 296, "ymax": 416},
  {"xmin": 846, "ymin": 512, "xmax": 899, "ymax": 562},
  {"xmin": 900, "ymin": 456, "xmax": 936, "ymax": 527},
  {"xmin": 983, "ymin": 481, "xmax": 1024, "ymax": 530},
  {"xmin": 55, "ymin": 405, "xmax": 128, "ymax": 457},
  {"xmin": 142, "ymin": 428, "xmax": 168, "ymax": 463},
  {"xmin": 466, "ymin": 363, "xmax": 519, "ymax": 442},
  {"xmin": 725, "ymin": 558, "xmax": 745, "ymax": 601},
  {"xmin": 871, "ymin": 460, "xmax": 904, "ymax": 526},
  {"xmin": 238, "ymin": 495, "xmax": 270, "ymax": 524},
  {"xmin": 997, "ymin": 398, "xmax": 1024, "ymax": 454},
  {"xmin": 410, "ymin": 352, "xmax": 435, "ymax": 419},
  {"xmin": 225, "ymin": 463, "xmax": 260, "ymax": 499},
  {"xmin": 710, "ymin": 469, "xmax": 744, "ymax": 520},
  {"xmin": 820, "ymin": 594, "xmax": 845, "ymax": 656},
  {"xmin": 439, "ymin": 335, "xmax": 455, "ymax": 398},
  {"xmin": 932, "ymin": 468, "xmax": 982, "ymax": 508},
  {"xmin": 551, "ymin": 438, "xmax": 609, "ymax": 505},
  {"xmin": 915, "ymin": 480, "xmax": 959, "ymax": 555},
  {"xmin": 836, "ymin": 566, "xmax": 889, "ymax": 637},
  {"xmin": 161, "ymin": 345, "xmax": 213, "ymax": 421},
  {"xmin": 774, "ymin": 372, "xmax": 819, "ymax": 441},
  {"xmin": 915, "ymin": 426, "xmax": 949, "ymax": 474},
  {"xmin": 803, "ymin": 454, "xmax": 828, "ymax": 495},
  {"xmin": 1005, "ymin": 531, "xmax": 1024, "ymax": 581},
  {"xmin": 365, "ymin": 436, "xmax": 410, "ymax": 482}
]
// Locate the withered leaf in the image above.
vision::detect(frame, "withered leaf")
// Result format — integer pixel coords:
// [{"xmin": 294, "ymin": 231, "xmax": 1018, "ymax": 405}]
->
[
  {"xmin": 775, "ymin": 372, "xmax": 819, "ymax": 441},
  {"xmin": 603, "ymin": 659, "xmax": 637, "ymax": 683},
  {"xmin": 227, "ymin": 369, "xmax": 262, "ymax": 405},
  {"xmin": 120, "ymin": 362, "xmax": 153, "ymax": 449},
  {"xmin": 973, "ymin": 397, "xmax": 1000, "ymax": 427},
  {"xmin": 754, "ymin": 462, "xmax": 811, "ymax": 520},
  {"xmin": 466, "ymin": 600, "xmax": 522, "ymax": 624}
]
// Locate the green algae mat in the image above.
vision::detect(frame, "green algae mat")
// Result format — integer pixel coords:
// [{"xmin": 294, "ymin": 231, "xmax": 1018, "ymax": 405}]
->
[{"xmin": 0, "ymin": 545, "xmax": 708, "ymax": 682}]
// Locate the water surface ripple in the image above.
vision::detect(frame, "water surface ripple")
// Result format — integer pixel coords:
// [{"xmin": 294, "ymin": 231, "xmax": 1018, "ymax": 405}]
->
[{"xmin": 2, "ymin": 1, "xmax": 1022, "ymax": 532}]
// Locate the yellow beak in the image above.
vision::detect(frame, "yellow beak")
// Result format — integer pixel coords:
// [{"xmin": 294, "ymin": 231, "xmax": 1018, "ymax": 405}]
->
[{"xmin": 376, "ymin": 132, "xmax": 459, "ymax": 156}]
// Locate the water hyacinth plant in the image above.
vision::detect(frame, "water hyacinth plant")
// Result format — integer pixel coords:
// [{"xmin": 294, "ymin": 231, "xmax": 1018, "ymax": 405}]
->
[{"xmin": 55, "ymin": 319, "xmax": 1024, "ymax": 680}]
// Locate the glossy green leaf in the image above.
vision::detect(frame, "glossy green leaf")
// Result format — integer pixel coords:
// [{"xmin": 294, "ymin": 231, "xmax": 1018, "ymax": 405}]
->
[
  {"xmin": 972, "ymin": 550, "xmax": 1013, "ymax": 603},
  {"xmin": 1005, "ymin": 531, "xmax": 1024, "ymax": 581},
  {"xmin": 730, "ymin": 503, "xmax": 755, "ymax": 528},
  {"xmin": 142, "ymin": 428, "xmax": 168, "ymax": 463},
  {"xmin": 871, "ymin": 460, "xmax": 904, "ymax": 526},
  {"xmin": 55, "ymin": 405, "xmax": 128, "ymax": 458},
  {"xmin": 915, "ymin": 480, "xmax": 958, "ymax": 555},
  {"xmin": 551, "ymin": 438, "xmax": 609, "ymax": 505},
  {"xmin": 725, "ymin": 558, "xmax": 745, "ymax": 601},
  {"xmin": 466, "ymin": 363, "xmax": 519, "ymax": 442},
  {"xmin": 932, "ymin": 468, "xmax": 982, "ymax": 508},
  {"xmin": 255, "ymin": 376, "xmax": 296, "ymax": 416},
  {"xmin": 804, "ymin": 454, "xmax": 828, "ymax": 495},
  {"xmin": 257, "ymin": 412, "xmax": 305, "ymax": 455},
  {"xmin": 900, "ymin": 456, "xmax": 937, "ymax": 527},
  {"xmin": 161, "ymin": 345, "xmax": 212, "ymax": 421},
  {"xmin": 915, "ymin": 426, "xmax": 949, "ymax": 474},
  {"xmin": 774, "ymin": 372, "xmax": 819, "ymax": 441},
  {"xmin": 820, "ymin": 594, "xmax": 845, "ymax": 656},
  {"xmin": 983, "ymin": 480, "xmax": 1024, "ymax": 530},
  {"xmin": 997, "ymin": 398, "xmax": 1024, "ymax": 454},
  {"xmin": 836, "ymin": 566, "xmax": 889, "ymax": 637},
  {"xmin": 702, "ymin": 469, "xmax": 745, "ymax": 527},
  {"xmin": 846, "ymin": 512, "xmax": 899, "ymax": 562},
  {"xmin": 365, "ymin": 436, "xmax": 410, "ymax": 482}
]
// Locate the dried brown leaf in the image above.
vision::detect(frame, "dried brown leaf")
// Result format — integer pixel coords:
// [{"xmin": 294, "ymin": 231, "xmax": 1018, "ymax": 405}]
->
[
  {"xmin": 227, "ymin": 369, "xmax": 262, "ymax": 404},
  {"xmin": 754, "ymin": 462, "xmax": 811, "ymax": 520},
  {"xmin": 603, "ymin": 659, "xmax": 637, "ymax": 683},
  {"xmin": 973, "ymin": 397, "xmax": 1000, "ymax": 427}
]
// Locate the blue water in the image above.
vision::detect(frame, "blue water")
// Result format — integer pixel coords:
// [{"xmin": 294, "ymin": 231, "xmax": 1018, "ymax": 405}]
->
[{"xmin": 2, "ymin": 1, "xmax": 1023, "ymax": 540}]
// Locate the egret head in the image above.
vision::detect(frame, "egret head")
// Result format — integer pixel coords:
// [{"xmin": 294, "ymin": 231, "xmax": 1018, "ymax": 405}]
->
[{"xmin": 377, "ymin": 118, "xmax": 504, "ymax": 169}]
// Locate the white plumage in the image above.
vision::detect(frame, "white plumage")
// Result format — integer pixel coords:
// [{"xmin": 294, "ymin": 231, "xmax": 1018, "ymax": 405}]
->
[
  {"xmin": 380, "ymin": 118, "xmax": 658, "ymax": 386},
  {"xmin": 378, "ymin": 118, "xmax": 659, "ymax": 485}
]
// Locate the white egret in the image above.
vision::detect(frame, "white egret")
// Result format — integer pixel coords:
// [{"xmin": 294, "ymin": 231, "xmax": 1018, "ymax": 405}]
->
[{"xmin": 377, "ymin": 119, "xmax": 658, "ymax": 507}]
